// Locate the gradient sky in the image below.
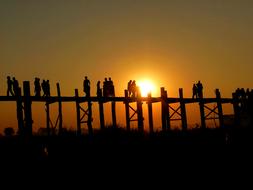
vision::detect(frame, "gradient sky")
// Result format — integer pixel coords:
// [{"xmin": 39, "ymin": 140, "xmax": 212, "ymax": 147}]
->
[{"xmin": 1, "ymin": 0, "xmax": 253, "ymax": 132}]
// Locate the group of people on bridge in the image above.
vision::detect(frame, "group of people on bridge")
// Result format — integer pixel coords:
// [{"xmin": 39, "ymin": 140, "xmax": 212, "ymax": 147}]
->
[
  {"xmin": 7, "ymin": 76, "xmax": 19, "ymax": 96},
  {"xmin": 83, "ymin": 76, "xmax": 115, "ymax": 97},
  {"xmin": 127, "ymin": 80, "xmax": 138, "ymax": 97},
  {"xmin": 234, "ymin": 88, "xmax": 253, "ymax": 113},
  {"xmin": 34, "ymin": 78, "xmax": 51, "ymax": 97},
  {"xmin": 6, "ymin": 76, "xmax": 50, "ymax": 97},
  {"xmin": 6, "ymin": 76, "xmax": 205, "ymax": 99},
  {"xmin": 192, "ymin": 81, "xmax": 203, "ymax": 99}
]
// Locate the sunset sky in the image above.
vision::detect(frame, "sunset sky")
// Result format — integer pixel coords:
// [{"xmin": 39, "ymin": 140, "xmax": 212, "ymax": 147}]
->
[{"xmin": 1, "ymin": 0, "xmax": 253, "ymax": 132}]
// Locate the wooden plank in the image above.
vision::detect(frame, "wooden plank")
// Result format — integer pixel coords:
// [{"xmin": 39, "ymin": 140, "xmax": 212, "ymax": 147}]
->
[
  {"xmin": 111, "ymin": 101, "xmax": 116, "ymax": 127},
  {"xmin": 57, "ymin": 83, "xmax": 63, "ymax": 135},
  {"xmin": 215, "ymin": 89, "xmax": 224, "ymax": 128},
  {"xmin": 16, "ymin": 87, "xmax": 24, "ymax": 135},
  {"xmin": 23, "ymin": 81, "xmax": 33, "ymax": 136},
  {"xmin": 137, "ymin": 87, "xmax": 144, "ymax": 132},
  {"xmin": 87, "ymin": 101, "xmax": 93, "ymax": 135},
  {"xmin": 147, "ymin": 93, "xmax": 153, "ymax": 134},
  {"xmin": 179, "ymin": 88, "xmax": 187, "ymax": 131},
  {"xmin": 124, "ymin": 90, "xmax": 130, "ymax": 131},
  {"xmin": 0, "ymin": 95, "xmax": 233, "ymax": 104},
  {"xmin": 46, "ymin": 102, "xmax": 50, "ymax": 136},
  {"xmin": 161, "ymin": 87, "xmax": 168, "ymax": 131},
  {"xmin": 199, "ymin": 96, "xmax": 206, "ymax": 129},
  {"xmin": 75, "ymin": 89, "xmax": 81, "ymax": 136}
]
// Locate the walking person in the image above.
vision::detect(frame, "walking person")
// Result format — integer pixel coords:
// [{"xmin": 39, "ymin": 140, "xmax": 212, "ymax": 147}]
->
[
  {"xmin": 12, "ymin": 77, "xmax": 19, "ymax": 96},
  {"xmin": 127, "ymin": 80, "xmax": 132, "ymax": 97},
  {"xmin": 97, "ymin": 81, "xmax": 102, "ymax": 97},
  {"xmin": 46, "ymin": 80, "xmax": 51, "ymax": 97},
  {"xmin": 103, "ymin": 78, "xmax": 108, "ymax": 97},
  {"xmin": 42, "ymin": 80, "xmax": 47, "ymax": 97},
  {"xmin": 108, "ymin": 77, "xmax": 115, "ymax": 97},
  {"xmin": 7, "ymin": 76, "xmax": 14, "ymax": 96},
  {"xmin": 131, "ymin": 80, "xmax": 137, "ymax": 98},
  {"xmin": 192, "ymin": 83, "xmax": 198, "ymax": 99},
  {"xmin": 83, "ymin": 76, "xmax": 90, "ymax": 97},
  {"xmin": 34, "ymin": 77, "xmax": 41, "ymax": 97},
  {"xmin": 196, "ymin": 80, "xmax": 203, "ymax": 98}
]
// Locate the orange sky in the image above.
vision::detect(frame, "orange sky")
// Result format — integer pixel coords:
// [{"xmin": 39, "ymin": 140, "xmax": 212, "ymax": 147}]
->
[{"xmin": 0, "ymin": 0, "xmax": 252, "ymax": 133}]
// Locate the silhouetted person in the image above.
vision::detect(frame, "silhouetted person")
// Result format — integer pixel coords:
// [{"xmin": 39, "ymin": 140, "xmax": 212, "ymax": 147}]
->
[
  {"xmin": 127, "ymin": 80, "xmax": 132, "ymax": 97},
  {"xmin": 42, "ymin": 79, "xmax": 50, "ymax": 97},
  {"xmin": 83, "ymin": 76, "xmax": 90, "ymax": 97},
  {"xmin": 240, "ymin": 88, "xmax": 246, "ymax": 99},
  {"xmin": 249, "ymin": 90, "xmax": 253, "ymax": 126},
  {"xmin": 192, "ymin": 84, "xmax": 198, "ymax": 99},
  {"xmin": 246, "ymin": 88, "xmax": 250, "ymax": 99},
  {"xmin": 131, "ymin": 80, "xmax": 137, "ymax": 98},
  {"xmin": 42, "ymin": 80, "xmax": 47, "ymax": 97},
  {"xmin": 4, "ymin": 127, "xmax": 15, "ymax": 137},
  {"xmin": 196, "ymin": 81, "xmax": 203, "ymax": 98},
  {"xmin": 45, "ymin": 80, "xmax": 50, "ymax": 97},
  {"xmin": 7, "ymin": 76, "xmax": 14, "ymax": 96},
  {"xmin": 103, "ymin": 78, "xmax": 108, "ymax": 97},
  {"xmin": 34, "ymin": 77, "xmax": 41, "ymax": 97},
  {"xmin": 12, "ymin": 77, "xmax": 19, "ymax": 96},
  {"xmin": 235, "ymin": 88, "xmax": 241, "ymax": 98},
  {"xmin": 108, "ymin": 77, "xmax": 115, "ymax": 97},
  {"xmin": 239, "ymin": 88, "xmax": 247, "ymax": 112},
  {"xmin": 97, "ymin": 81, "xmax": 102, "ymax": 97}
]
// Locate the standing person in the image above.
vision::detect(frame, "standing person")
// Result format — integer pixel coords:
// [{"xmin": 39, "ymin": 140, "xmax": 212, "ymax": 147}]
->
[
  {"xmin": 103, "ymin": 78, "xmax": 108, "ymax": 97},
  {"xmin": 46, "ymin": 80, "xmax": 51, "ymax": 97},
  {"xmin": 108, "ymin": 77, "xmax": 115, "ymax": 97},
  {"xmin": 127, "ymin": 80, "xmax": 132, "ymax": 97},
  {"xmin": 131, "ymin": 80, "xmax": 137, "ymax": 98},
  {"xmin": 41, "ymin": 80, "xmax": 47, "ymax": 97},
  {"xmin": 7, "ymin": 76, "xmax": 14, "ymax": 96},
  {"xmin": 83, "ymin": 76, "xmax": 90, "ymax": 97},
  {"xmin": 96, "ymin": 81, "xmax": 102, "ymax": 97},
  {"xmin": 196, "ymin": 81, "xmax": 203, "ymax": 98},
  {"xmin": 246, "ymin": 88, "xmax": 250, "ymax": 99},
  {"xmin": 34, "ymin": 77, "xmax": 41, "ymax": 97},
  {"xmin": 12, "ymin": 77, "xmax": 19, "ymax": 96},
  {"xmin": 192, "ymin": 83, "xmax": 198, "ymax": 99}
]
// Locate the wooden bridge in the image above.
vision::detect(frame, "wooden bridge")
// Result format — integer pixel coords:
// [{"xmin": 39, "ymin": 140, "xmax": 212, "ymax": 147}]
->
[{"xmin": 0, "ymin": 81, "xmax": 242, "ymax": 136}]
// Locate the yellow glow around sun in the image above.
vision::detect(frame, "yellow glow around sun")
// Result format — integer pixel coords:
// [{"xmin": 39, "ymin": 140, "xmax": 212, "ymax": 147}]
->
[{"xmin": 137, "ymin": 80, "xmax": 155, "ymax": 97}]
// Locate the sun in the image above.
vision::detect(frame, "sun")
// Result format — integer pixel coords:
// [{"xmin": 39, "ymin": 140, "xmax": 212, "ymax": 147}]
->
[{"xmin": 137, "ymin": 80, "xmax": 155, "ymax": 97}]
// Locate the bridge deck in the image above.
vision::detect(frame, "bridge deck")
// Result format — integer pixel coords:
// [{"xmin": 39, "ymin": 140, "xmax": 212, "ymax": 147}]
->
[{"xmin": 0, "ymin": 96, "xmax": 233, "ymax": 104}]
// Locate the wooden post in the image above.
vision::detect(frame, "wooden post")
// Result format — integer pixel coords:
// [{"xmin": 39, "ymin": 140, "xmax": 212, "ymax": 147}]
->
[
  {"xmin": 232, "ymin": 92, "xmax": 240, "ymax": 126},
  {"xmin": 98, "ymin": 97, "xmax": 105, "ymax": 130},
  {"xmin": 161, "ymin": 88, "xmax": 170, "ymax": 131},
  {"xmin": 165, "ymin": 90, "xmax": 171, "ymax": 130},
  {"xmin": 23, "ymin": 81, "xmax": 33, "ymax": 136},
  {"xmin": 46, "ymin": 102, "xmax": 50, "ymax": 136},
  {"xmin": 57, "ymin": 83, "xmax": 63, "ymax": 135},
  {"xmin": 199, "ymin": 94, "xmax": 206, "ymax": 129},
  {"xmin": 124, "ymin": 90, "xmax": 130, "ymax": 131},
  {"xmin": 16, "ymin": 87, "xmax": 24, "ymax": 135},
  {"xmin": 147, "ymin": 93, "xmax": 153, "ymax": 134},
  {"xmin": 87, "ymin": 100, "xmax": 93, "ymax": 135},
  {"xmin": 137, "ymin": 87, "xmax": 144, "ymax": 132},
  {"xmin": 75, "ymin": 89, "xmax": 81, "ymax": 136},
  {"xmin": 215, "ymin": 89, "xmax": 224, "ymax": 128},
  {"xmin": 179, "ymin": 88, "xmax": 187, "ymax": 131},
  {"xmin": 111, "ymin": 101, "xmax": 116, "ymax": 128},
  {"xmin": 161, "ymin": 87, "xmax": 167, "ymax": 131}
]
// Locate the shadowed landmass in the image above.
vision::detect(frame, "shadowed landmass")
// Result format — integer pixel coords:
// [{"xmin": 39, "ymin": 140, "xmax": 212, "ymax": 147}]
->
[
  {"xmin": 0, "ymin": 79, "xmax": 252, "ymax": 173},
  {"xmin": 0, "ymin": 125, "xmax": 252, "ymax": 165}
]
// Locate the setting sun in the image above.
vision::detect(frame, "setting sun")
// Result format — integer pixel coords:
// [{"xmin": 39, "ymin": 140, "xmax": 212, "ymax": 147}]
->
[{"xmin": 137, "ymin": 80, "xmax": 155, "ymax": 97}]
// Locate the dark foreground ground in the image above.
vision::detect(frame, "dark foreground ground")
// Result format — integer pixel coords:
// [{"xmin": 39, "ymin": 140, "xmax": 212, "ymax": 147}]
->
[
  {"xmin": 1, "ymin": 126, "xmax": 252, "ymax": 162},
  {"xmin": 0, "ymin": 127, "xmax": 252, "ymax": 186}
]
